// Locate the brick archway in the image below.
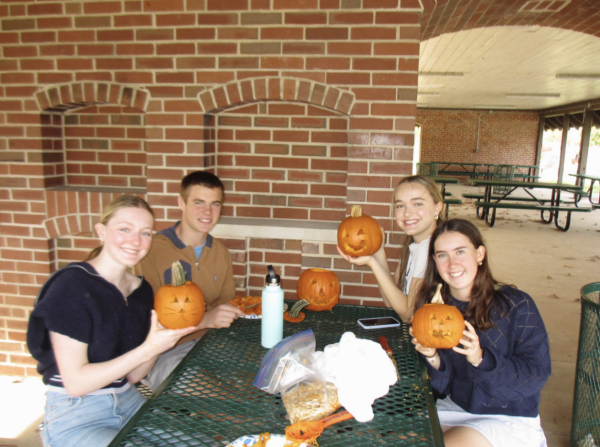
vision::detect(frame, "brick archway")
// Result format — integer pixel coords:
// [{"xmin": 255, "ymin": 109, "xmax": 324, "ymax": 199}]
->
[
  {"xmin": 34, "ymin": 82, "xmax": 150, "ymax": 113},
  {"xmin": 42, "ymin": 190, "xmax": 146, "ymax": 239},
  {"xmin": 33, "ymin": 82, "xmax": 151, "ymax": 189},
  {"xmin": 198, "ymin": 77, "xmax": 356, "ymax": 115}
]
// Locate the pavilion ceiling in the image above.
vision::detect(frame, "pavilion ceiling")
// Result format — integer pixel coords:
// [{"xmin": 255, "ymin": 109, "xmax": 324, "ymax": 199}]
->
[{"xmin": 418, "ymin": 0, "xmax": 600, "ymax": 111}]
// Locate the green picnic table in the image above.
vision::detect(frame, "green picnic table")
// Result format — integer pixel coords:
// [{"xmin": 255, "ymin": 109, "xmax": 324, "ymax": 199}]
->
[
  {"xmin": 513, "ymin": 165, "xmax": 540, "ymax": 182},
  {"xmin": 570, "ymin": 173, "xmax": 600, "ymax": 208},
  {"xmin": 468, "ymin": 179, "xmax": 591, "ymax": 231},
  {"xmin": 425, "ymin": 162, "xmax": 496, "ymax": 179},
  {"xmin": 419, "ymin": 163, "xmax": 540, "ymax": 184},
  {"xmin": 432, "ymin": 176, "xmax": 461, "ymax": 220},
  {"xmin": 108, "ymin": 304, "xmax": 444, "ymax": 447}
]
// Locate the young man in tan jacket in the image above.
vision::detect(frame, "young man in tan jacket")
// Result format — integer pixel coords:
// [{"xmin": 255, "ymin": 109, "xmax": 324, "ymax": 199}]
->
[{"xmin": 136, "ymin": 171, "xmax": 243, "ymax": 390}]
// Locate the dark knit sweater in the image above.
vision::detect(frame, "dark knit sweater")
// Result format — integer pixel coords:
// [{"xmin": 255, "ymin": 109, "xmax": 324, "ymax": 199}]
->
[
  {"xmin": 425, "ymin": 286, "xmax": 551, "ymax": 418},
  {"xmin": 26, "ymin": 262, "xmax": 154, "ymax": 387}
]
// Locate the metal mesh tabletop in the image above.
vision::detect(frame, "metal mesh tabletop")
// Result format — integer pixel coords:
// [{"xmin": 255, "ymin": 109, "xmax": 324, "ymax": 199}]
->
[{"xmin": 110, "ymin": 304, "xmax": 443, "ymax": 447}]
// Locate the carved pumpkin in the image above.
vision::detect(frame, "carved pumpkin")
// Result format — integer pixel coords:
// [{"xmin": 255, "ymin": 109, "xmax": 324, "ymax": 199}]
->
[
  {"xmin": 412, "ymin": 284, "xmax": 465, "ymax": 349},
  {"xmin": 337, "ymin": 205, "xmax": 383, "ymax": 257},
  {"xmin": 292, "ymin": 268, "xmax": 341, "ymax": 315},
  {"xmin": 155, "ymin": 261, "xmax": 206, "ymax": 329}
]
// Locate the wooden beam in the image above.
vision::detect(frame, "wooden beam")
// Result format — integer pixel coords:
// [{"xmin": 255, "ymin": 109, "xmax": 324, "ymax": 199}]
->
[
  {"xmin": 569, "ymin": 114, "xmax": 584, "ymax": 127},
  {"xmin": 557, "ymin": 114, "xmax": 569, "ymax": 183},
  {"xmin": 535, "ymin": 116, "xmax": 544, "ymax": 168},
  {"xmin": 579, "ymin": 109, "xmax": 593, "ymax": 175},
  {"xmin": 538, "ymin": 97, "xmax": 600, "ymax": 117}
]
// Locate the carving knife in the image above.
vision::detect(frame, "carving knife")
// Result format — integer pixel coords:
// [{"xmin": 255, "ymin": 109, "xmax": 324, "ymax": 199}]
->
[{"xmin": 378, "ymin": 335, "xmax": 400, "ymax": 380}]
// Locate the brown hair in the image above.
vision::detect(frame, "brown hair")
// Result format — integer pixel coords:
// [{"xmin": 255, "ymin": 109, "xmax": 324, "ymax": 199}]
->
[
  {"xmin": 395, "ymin": 175, "xmax": 444, "ymax": 292},
  {"xmin": 412, "ymin": 218, "xmax": 509, "ymax": 331},
  {"xmin": 83, "ymin": 195, "xmax": 154, "ymax": 262},
  {"xmin": 180, "ymin": 170, "xmax": 225, "ymax": 203}
]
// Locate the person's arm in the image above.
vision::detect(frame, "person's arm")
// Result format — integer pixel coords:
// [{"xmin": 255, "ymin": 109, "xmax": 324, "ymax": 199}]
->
[
  {"xmin": 51, "ymin": 311, "xmax": 198, "ymax": 397},
  {"xmin": 463, "ymin": 293, "xmax": 551, "ymax": 400},
  {"xmin": 336, "ymin": 243, "xmax": 421, "ymax": 322},
  {"xmin": 409, "ymin": 327, "xmax": 454, "ymax": 395},
  {"xmin": 365, "ymin": 251, "xmax": 418, "ymax": 322}
]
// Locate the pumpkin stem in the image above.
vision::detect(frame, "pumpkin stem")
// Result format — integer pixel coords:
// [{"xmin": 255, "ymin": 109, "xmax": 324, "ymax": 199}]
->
[
  {"xmin": 350, "ymin": 205, "xmax": 363, "ymax": 218},
  {"xmin": 290, "ymin": 299, "xmax": 310, "ymax": 317},
  {"xmin": 431, "ymin": 283, "xmax": 443, "ymax": 304},
  {"xmin": 171, "ymin": 261, "xmax": 186, "ymax": 287}
]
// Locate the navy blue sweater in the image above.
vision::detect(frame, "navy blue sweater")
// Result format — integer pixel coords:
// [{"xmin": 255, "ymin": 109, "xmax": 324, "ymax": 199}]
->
[
  {"xmin": 27, "ymin": 262, "xmax": 154, "ymax": 387},
  {"xmin": 426, "ymin": 286, "xmax": 551, "ymax": 417}
]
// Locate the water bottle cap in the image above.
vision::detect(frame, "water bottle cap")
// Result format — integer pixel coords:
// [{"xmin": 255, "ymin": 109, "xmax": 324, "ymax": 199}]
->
[{"xmin": 265, "ymin": 265, "xmax": 280, "ymax": 285}]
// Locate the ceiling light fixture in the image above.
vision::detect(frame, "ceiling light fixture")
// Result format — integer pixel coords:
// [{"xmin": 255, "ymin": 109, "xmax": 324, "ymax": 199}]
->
[
  {"xmin": 556, "ymin": 73, "xmax": 600, "ymax": 80},
  {"xmin": 417, "ymin": 92, "xmax": 440, "ymax": 96},
  {"xmin": 418, "ymin": 72, "xmax": 465, "ymax": 78},
  {"xmin": 474, "ymin": 105, "xmax": 517, "ymax": 109},
  {"xmin": 506, "ymin": 93, "xmax": 560, "ymax": 98}
]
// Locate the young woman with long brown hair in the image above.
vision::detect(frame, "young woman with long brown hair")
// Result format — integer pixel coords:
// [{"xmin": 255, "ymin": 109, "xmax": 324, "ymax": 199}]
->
[
  {"xmin": 411, "ymin": 219, "xmax": 551, "ymax": 447},
  {"xmin": 337, "ymin": 175, "xmax": 444, "ymax": 321}
]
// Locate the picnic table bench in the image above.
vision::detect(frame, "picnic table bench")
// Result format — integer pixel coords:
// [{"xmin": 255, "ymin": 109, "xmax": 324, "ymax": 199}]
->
[
  {"xmin": 570, "ymin": 173, "xmax": 600, "ymax": 209},
  {"xmin": 473, "ymin": 201, "xmax": 591, "ymax": 231},
  {"xmin": 469, "ymin": 179, "xmax": 592, "ymax": 231},
  {"xmin": 462, "ymin": 192, "xmax": 553, "ymax": 219}
]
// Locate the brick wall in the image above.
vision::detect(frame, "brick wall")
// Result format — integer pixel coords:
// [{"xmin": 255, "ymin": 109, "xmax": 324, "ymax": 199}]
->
[
  {"xmin": 0, "ymin": 0, "xmax": 421, "ymax": 376},
  {"xmin": 65, "ymin": 106, "xmax": 146, "ymax": 188},
  {"xmin": 417, "ymin": 109, "xmax": 539, "ymax": 165}
]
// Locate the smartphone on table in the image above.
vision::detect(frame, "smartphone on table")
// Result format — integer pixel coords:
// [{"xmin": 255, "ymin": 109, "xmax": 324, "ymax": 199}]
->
[{"xmin": 357, "ymin": 317, "xmax": 401, "ymax": 330}]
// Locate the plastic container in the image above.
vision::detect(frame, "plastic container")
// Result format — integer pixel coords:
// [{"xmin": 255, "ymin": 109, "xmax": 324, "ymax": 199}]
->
[{"xmin": 261, "ymin": 265, "xmax": 284, "ymax": 348}]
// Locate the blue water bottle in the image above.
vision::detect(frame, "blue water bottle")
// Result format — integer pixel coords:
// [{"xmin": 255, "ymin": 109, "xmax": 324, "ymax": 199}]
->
[{"xmin": 261, "ymin": 265, "xmax": 284, "ymax": 348}]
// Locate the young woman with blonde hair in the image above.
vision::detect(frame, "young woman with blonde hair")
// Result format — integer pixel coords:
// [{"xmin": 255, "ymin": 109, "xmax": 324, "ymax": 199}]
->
[
  {"xmin": 337, "ymin": 175, "xmax": 444, "ymax": 321},
  {"xmin": 27, "ymin": 195, "xmax": 199, "ymax": 447}
]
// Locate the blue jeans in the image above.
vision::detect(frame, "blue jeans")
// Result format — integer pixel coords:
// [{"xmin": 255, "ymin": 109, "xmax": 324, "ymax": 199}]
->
[{"xmin": 41, "ymin": 385, "xmax": 146, "ymax": 447}]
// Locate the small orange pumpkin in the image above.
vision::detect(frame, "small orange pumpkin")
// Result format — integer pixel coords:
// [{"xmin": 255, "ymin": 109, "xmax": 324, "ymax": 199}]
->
[
  {"xmin": 412, "ymin": 284, "xmax": 465, "ymax": 349},
  {"xmin": 154, "ymin": 261, "xmax": 206, "ymax": 329},
  {"xmin": 337, "ymin": 205, "xmax": 383, "ymax": 257}
]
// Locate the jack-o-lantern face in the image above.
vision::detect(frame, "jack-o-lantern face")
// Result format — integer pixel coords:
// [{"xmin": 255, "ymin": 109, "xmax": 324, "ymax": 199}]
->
[
  {"xmin": 155, "ymin": 261, "xmax": 206, "ymax": 329},
  {"xmin": 412, "ymin": 303, "xmax": 465, "ymax": 349},
  {"xmin": 296, "ymin": 268, "xmax": 341, "ymax": 312},
  {"xmin": 337, "ymin": 205, "xmax": 383, "ymax": 257}
]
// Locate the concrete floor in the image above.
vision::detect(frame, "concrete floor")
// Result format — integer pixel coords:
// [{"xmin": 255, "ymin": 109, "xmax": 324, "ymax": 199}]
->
[{"xmin": 1, "ymin": 184, "xmax": 598, "ymax": 447}]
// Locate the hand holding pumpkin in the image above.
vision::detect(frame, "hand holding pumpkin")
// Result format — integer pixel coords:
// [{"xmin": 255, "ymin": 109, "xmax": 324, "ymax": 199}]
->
[
  {"xmin": 409, "ymin": 326, "xmax": 437, "ymax": 358},
  {"xmin": 335, "ymin": 244, "xmax": 376, "ymax": 267},
  {"xmin": 142, "ymin": 310, "xmax": 200, "ymax": 361},
  {"xmin": 452, "ymin": 321, "xmax": 483, "ymax": 364},
  {"xmin": 337, "ymin": 205, "xmax": 383, "ymax": 258},
  {"xmin": 411, "ymin": 284, "xmax": 465, "ymax": 350}
]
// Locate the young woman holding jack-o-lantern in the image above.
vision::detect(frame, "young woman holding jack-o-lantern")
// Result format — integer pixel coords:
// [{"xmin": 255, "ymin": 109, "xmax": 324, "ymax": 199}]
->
[
  {"xmin": 410, "ymin": 219, "xmax": 551, "ymax": 447},
  {"xmin": 336, "ymin": 175, "xmax": 444, "ymax": 322},
  {"xmin": 27, "ymin": 196, "xmax": 200, "ymax": 447}
]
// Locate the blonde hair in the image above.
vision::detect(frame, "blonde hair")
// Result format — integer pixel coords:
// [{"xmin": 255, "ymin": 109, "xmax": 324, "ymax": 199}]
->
[
  {"xmin": 83, "ymin": 195, "xmax": 154, "ymax": 262},
  {"xmin": 393, "ymin": 175, "xmax": 444, "ymax": 292}
]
